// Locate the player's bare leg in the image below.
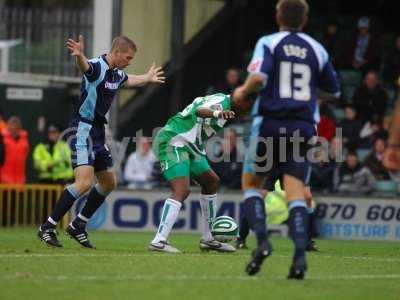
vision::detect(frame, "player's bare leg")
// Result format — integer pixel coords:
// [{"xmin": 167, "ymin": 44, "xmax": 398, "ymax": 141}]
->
[
  {"xmin": 149, "ymin": 177, "xmax": 190, "ymax": 253},
  {"xmin": 195, "ymin": 170, "xmax": 235, "ymax": 253},
  {"xmin": 285, "ymin": 175, "xmax": 308, "ymax": 280}
]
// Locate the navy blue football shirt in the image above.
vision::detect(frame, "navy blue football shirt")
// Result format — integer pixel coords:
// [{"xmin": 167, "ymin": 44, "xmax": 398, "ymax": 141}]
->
[
  {"xmin": 247, "ymin": 31, "xmax": 340, "ymax": 124},
  {"xmin": 74, "ymin": 54, "xmax": 128, "ymax": 125}
]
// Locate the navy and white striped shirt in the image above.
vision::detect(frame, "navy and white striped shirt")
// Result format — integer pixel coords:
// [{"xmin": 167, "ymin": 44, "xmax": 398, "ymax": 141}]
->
[{"xmin": 72, "ymin": 54, "xmax": 128, "ymax": 126}]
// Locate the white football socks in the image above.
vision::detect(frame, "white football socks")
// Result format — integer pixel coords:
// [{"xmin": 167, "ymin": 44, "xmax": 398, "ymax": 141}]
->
[
  {"xmin": 152, "ymin": 198, "xmax": 182, "ymax": 244},
  {"xmin": 200, "ymin": 193, "xmax": 217, "ymax": 241}
]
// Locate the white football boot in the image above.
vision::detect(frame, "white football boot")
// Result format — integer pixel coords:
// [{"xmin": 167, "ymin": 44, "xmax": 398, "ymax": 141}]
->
[
  {"xmin": 148, "ymin": 240, "xmax": 181, "ymax": 253},
  {"xmin": 199, "ymin": 239, "xmax": 236, "ymax": 253}
]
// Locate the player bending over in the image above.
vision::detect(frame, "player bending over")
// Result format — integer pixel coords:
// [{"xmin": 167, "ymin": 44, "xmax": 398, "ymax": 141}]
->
[
  {"xmin": 38, "ymin": 35, "xmax": 165, "ymax": 248},
  {"xmin": 233, "ymin": 0, "xmax": 340, "ymax": 279},
  {"xmin": 149, "ymin": 93, "xmax": 252, "ymax": 253}
]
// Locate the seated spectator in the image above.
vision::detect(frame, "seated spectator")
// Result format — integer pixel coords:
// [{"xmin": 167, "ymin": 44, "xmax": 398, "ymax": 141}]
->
[
  {"xmin": 382, "ymin": 35, "xmax": 400, "ymax": 89},
  {"xmin": 364, "ymin": 136, "xmax": 391, "ymax": 180},
  {"xmin": 33, "ymin": 125, "xmax": 73, "ymax": 184},
  {"xmin": 124, "ymin": 137, "xmax": 156, "ymax": 189},
  {"xmin": 359, "ymin": 115, "xmax": 388, "ymax": 149},
  {"xmin": 207, "ymin": 67, "xmax": 241, "ymax": 95},
  {"xmin": 321, "ymin": 20, "xmax": 342, "ymax": 68},
  {"xmin": 338, "ymin": 105, "xmax": 363, "ymax": 148},
  {"xmin": 344, "ymin": 16, "xmax": 381, "ymax": 73},
  {"xmin": 317, "ymin": 107, "xmax": 336, "ymax": 142},
  {"xmin": 352, "ymin": 71, "xmax": 388, "ymax": 122},
  {"xmin": 0, "ymin": 116, "xmax": 29, "ymax": 184},
  {"xmin": 334, "ymin": 151, "xmax": 376, "ymax": 194},
  {"xmin": 310, "ymin": 146, "xmax": 336, "ymax": 193},
  {"xmin": 210, "ymin": 128, "xmax": 242, "ymax": 189}
]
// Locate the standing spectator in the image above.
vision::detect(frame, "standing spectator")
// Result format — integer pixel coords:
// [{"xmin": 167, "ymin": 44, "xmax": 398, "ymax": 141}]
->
[
  {"xmin": 207, "ymin": 67, "xmax": 241, "ymax": 95},
  {"xmin": 364, "ymin": 136, "xmax": 391, "ymax": 180},
  {"xmin": 338, "ymin": 105, "xmax": 363, "ymax": 148},
  {"xmin": 33, "ymin": 125, "xmax": 73, "ymax": 184},
  {"xmin": 0, "ymin": 116, "xmax": 29, "ymax": 184},
  {"xmin": 344, "ymin": 16, "xmax": 381, "ymax": 73},
  {"xmin": 321, "ymin": 21, "xmax": 341, "ymax": 68},
  {"xmin": 210, "ymin": 128, "xmax": 243, "ymax": 189},
  {"xmin": 352, "ymin": 71, "xmax": 388, "ymax": 122},
  {"xmin": 124, "ymin": 137, "xmax": 156, "ymax": 189},
  {"xmin": 334, "ymin": 151, "xmax": 376, "ymax": 194},
  {"xmin": 382, "ymin": 35, "xmax": 400, "ymax": 88}
]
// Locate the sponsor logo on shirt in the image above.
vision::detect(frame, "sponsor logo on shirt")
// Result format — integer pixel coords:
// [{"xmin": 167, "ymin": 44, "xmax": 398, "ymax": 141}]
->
[{"xmin": 105, "ymin": 81, "xmax": 119, "ymax": 90}]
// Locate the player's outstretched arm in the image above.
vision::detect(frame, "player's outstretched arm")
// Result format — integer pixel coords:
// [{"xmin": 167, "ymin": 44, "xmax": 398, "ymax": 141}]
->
[
  {"xmin": 125, "ymin": 63, "xmax": 165, "ymax": 88},
  {"xmin": 196, "ymin": 108, "xmax": 235, "ymax": 119},
  {"xmin": 66, "ymin": 35, "xmax": 90, "ymax": 73},
  {"xmin": 232, "ymin": 74, "xmax": 265, "ymax": 103}
]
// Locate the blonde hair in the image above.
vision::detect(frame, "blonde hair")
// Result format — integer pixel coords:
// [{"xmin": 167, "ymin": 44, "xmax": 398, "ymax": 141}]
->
[{"xmin": 111, "ymin": 36, "xmax": 137, "ymax": 53}]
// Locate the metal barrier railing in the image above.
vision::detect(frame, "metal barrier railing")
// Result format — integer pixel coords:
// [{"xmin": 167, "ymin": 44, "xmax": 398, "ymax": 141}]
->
[{"xmin": 0, "ymin": 184, "xmax": 69, "ymax": 228}]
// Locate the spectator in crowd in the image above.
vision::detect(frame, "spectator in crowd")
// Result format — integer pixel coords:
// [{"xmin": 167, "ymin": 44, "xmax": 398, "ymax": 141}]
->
[
  {"xmin": 310, "ymin": 146, "xmax": 336, "ymax": 193},
  {"xmin": 364, "ymin": 136, "xmax": 391, "ymax": 180},
  {"xmin": 210, "ymin": 128, "xmax": 242, "ymax": 189},
  {"xmin": 382, "ymin": 35, "xmax": 400, "ymax": 89},
  {"xmin": 352, "ymin": 71, "xmax": 388, "ymax": 122},
  {"xmin": 334, "ymin": 150, "xmax": 376, "ymax": 194},
  {"xmin": 33, "ymin": 125, "xmax": 73, "ymax": 184},
  {"xmin": 359, "ymin": 114, "xmax": 388, "ymax": 149},
  {"xmin": 0, "ymin": 108, "xmax": 6, "ymax": 132},
  {"xmin": 317, "ymin": 106, "xmax": 336, "ymax": 142},
  {"xmin": 207, "ymin": 67, "xmax": 241, "ymax": 95},
  {"xmin": 344, "ymin": 16, "xmax": 381, "ymax": 73},
  {"xmin": 338, "ymin": 105, "xmax": 363, "ymax": 148},
  {"xmin": 310, "ymin": 136, "xmax": 344, "ymax": 192},
  {"xmin": 321, "ymin": 21, "xmax": 342, "ymax": 68},
  {"xmin": 124, "ymin": 137, "xmax": 156, "ymax": 189},
  {"xmin": 0, "ymin": 116, "xmax": 29, "ymax": 184}
]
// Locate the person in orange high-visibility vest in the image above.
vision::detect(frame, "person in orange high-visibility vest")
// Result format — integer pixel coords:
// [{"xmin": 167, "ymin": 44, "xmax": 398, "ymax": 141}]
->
[{"xmin": 0, "ymin": 116, "xmax": 29, "ymax": 184}]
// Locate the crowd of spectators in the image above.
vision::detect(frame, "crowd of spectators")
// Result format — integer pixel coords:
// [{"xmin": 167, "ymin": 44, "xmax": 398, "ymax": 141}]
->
[{"xmin": 1, "ymin": 16, "xmax": 400, "ymax": 196}]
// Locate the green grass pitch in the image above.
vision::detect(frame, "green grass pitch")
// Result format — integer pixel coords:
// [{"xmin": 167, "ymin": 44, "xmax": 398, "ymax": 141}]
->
[{"xmin": 0, "ymin": 229, "xmax": 399, "ymax": 300}]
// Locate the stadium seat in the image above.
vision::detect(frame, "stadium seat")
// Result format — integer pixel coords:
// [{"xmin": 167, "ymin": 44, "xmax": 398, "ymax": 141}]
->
[
  {"xmin": 338, "ymin": 70, "xmax": 362, "ymax": 103},
  {"xmin": 374, "ymin": 180, "xmax": 398, "ymax": 194},
  {"xmin": 333, "ymin": 108, "xmax": 345, "ymax": 121},
  {"xmin": 356, "ymin": 149, "xmax": 370, "ymax": 162}
]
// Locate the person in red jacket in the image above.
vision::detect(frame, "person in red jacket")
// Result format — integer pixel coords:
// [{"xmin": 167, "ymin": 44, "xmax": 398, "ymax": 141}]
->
[{"xmin": 0, "ymin": 116, "xmax": 29, "ymax": 184}]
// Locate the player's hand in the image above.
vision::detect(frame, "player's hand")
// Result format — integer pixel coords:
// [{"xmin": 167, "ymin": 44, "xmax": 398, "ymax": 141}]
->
[
  {"xmin": 232, "ymin": 86, "xmax": 247, "ymax": 102},
  {"xmin": 383, "ymin": 146, "xmax": 400, "ymax": 171},
  {"xmin": 67, "ymin": 35, "xmax": 84, "ymax": 56},
  {"xmin": 146, "ymin": 62, "xmax": 165, "ymax": 84},
  {"xmin": 217, "ymin": 110, "xmax": 236, "ymax": 120}
]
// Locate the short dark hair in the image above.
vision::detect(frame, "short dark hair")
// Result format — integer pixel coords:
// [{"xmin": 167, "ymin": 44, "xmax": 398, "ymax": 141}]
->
[
  {"xmin": 347, "ymin": 150, "xmax": 358, "ymax": 158},
  {"xmin": 276, "ymin": 0, "xmax": 309, "ymax": 29},
  {"xmin": 111, "ymin": 36, "xmax": 137, "ymax": 53}
]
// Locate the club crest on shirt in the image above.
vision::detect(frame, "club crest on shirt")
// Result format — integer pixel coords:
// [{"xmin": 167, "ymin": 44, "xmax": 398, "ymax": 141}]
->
[{"xmin": 248, "ymin": 59, "xmax": 262, "ymax": 72}]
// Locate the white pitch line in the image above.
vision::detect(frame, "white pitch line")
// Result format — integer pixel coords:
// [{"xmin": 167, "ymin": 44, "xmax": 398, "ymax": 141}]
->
[
  {"xmin": 1, "ymin": 274, "xmax": 400, "ymax": 282},
  {"xmin": 1, "ymin": 253, "xmax": 400, "ymax": 263}
]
